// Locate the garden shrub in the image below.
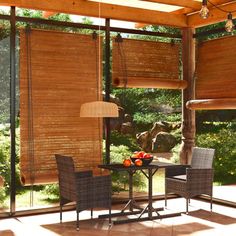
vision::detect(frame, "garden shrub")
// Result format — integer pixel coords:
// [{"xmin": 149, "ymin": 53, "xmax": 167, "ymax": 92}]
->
[
  {"xmin": 109, "ymin": 144, "xmax": 145, "ymax": 192},
  {"xmin": 41, "ymin": 184, "xmax": 59, "ymax": 201},
  {"xmin": 196, "ymin": 125, "xmax": 236, "ymax": 184},
  {"xmin": 110, "ymin": 131, "xmax": 140, "ymax": 152}
]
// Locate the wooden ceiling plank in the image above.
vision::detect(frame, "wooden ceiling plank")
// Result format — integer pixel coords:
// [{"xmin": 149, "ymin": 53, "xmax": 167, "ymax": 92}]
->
[
  {"xmin": 188, "ymin": 2, "xmax": 236, "ymax": 27},
  {"xmin": 141, "ymin": 0, "xmax": 201, "ymax": 10},
  {"xmin": 0, "ymin": 0, "xmax": 187, "ymax": 27},
  {"xmin": 173, "ymin": 0, "xmax": 235, "ymax": 15}
]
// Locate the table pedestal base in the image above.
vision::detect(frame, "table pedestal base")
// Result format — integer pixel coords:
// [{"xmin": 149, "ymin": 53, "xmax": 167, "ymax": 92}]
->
[{"xmin": 112, "ymin": 212, "xmax": 181, "ymax": 225}]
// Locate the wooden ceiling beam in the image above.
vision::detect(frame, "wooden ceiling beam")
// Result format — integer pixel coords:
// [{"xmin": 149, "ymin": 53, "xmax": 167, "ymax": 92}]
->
[
  {"xmin": 141, "ymin": 0, "xmax": 201, "ymax": 10},
  {"xmin": 188, "ymin": 1, "xmax": 236, "ymax": 27},
  {"xmin": 0, "ymin": 0, "xmax": 187, "ymax": 27},
  {"xmin": 172, "ymin": 0, "xmax": 234, "ymax": 15}
]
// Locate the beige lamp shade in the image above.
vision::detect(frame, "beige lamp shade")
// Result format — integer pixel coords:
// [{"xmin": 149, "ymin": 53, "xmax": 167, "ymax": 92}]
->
[{"xmin": 80, "ymin": 101, "xmax": 119, "ymax": 117}]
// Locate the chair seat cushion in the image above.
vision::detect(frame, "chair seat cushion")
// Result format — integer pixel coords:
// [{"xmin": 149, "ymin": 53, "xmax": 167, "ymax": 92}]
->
[{"xmin": 170, "ymin": 174, "xmax": 186, "ymax": 181}]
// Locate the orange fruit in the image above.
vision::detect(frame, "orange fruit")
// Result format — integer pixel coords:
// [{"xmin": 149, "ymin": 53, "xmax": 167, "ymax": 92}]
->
[
  {"xmin": 135, "ymin": 159, "xmax": 143, "ymax": 166},
  {"xmin": 123, "ymin": 159, "xmax": 132, "ymax": 167}
]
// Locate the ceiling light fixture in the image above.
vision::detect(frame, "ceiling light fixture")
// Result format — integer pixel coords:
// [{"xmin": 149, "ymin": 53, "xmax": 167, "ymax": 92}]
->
[
  {"xmin": 80, "ymin": 1, "xmax": 119, "ymax": 118},
  {"xmin": 225, "ymin": 12, "xmax": 235, "ymax": 33},
  {"xmin": 199, "ymin": 0, "xmax": 235, "ymax": 33},
  {"xmin": 199, "ymin": 0, "xmax": 209, "ymax": 19}
]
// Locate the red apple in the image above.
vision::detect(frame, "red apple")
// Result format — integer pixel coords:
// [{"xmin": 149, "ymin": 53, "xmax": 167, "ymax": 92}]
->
[
  {"xmin": 143, "ymin": 153, "xmax": 152, "ymax": 159},
  {"xmin": 137, "ymin": 151, "xmax": 145, "ymax": 158}
]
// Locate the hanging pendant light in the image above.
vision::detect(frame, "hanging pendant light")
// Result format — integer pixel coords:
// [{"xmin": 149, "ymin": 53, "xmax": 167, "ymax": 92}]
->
[
  {"xmin": 80, "ymin": 1, "xmax": 118, "ymax": 118},
  {"xmin": 225, "ymin": 12, "xmax": 234, "ymax": 33},
  {"xmin": 80, "ymin": 101, "xmax": 118, "ymax": 117},
  {"xmin": 199, "ymin": 0, "xmax": 209, "ymax": 19}
]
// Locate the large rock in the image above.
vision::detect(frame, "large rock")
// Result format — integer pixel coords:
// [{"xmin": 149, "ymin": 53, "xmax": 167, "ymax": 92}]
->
[
  {"xmin": 136, "ymin": 131, "xmax": 152, "ymax": 152},
  {"xmin": 152, "ymin": 131, "xmax": 176, "ymax": 153},
  {"xmin": 121, "ymin": 122, "xmax": 134, "ymax": 135},
  {"xmin": 124, "ymin": 114, "xmax": 133, "ymax": 123},
  {"xmin": 150, "ymin": 121, "xmax": 169, "ymax": 138},
  {"xmin": 110, "ymin": 106, "xmax": 125, "ymax": 131}
]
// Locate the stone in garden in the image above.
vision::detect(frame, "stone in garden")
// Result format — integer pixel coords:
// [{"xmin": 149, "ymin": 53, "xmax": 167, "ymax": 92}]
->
[
  {"xmin": 136, "ymin": 131, "xmax": 152, "ymax": 152},
  {"xmin": 152, "ymin": 131, "xmax": 176, "ymax": 152},
  {"xmin": 110, "ymin": 106, "xmax": 125, "ymax": 131},
  {"xmin": 124, "ymin": 114, "xmax": 133, "ymax": 122},
  {"xmin": 150, "ymin": 121, "xmax": 169, "ymax": 138},
  {"xmin": 121, "ymin": 122, "xmax": 134, "ymax": 135}
]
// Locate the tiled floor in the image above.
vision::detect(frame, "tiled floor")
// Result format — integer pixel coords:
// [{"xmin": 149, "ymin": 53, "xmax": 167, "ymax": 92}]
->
[{"xmin": 0, "ymin": 198, "xmax": 236, "ymax": 236}]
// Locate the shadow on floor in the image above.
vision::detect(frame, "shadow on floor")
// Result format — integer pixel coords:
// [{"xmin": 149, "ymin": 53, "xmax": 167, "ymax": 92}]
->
[
  {"xmin": 152, "ymin": 222, "xmax": 212, "ymax": 236},
  {"xmin": 188, "ymin": 209, "xmax": 236, "ymax": 225},
  {"xmin": 42, "ymin": 218, "xmax": 213, "ymax": 236},
  {"xmin": 0, "ymin": 230, "xmax": 15, "ymax": 236}
]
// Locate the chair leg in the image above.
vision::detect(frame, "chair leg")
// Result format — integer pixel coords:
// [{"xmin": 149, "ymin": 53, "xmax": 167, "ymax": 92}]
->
[
  {"xmin": 76, "ymin": 210, "xmax": 79, "ymax": 231},
  {"xmin": 165, "ymin": 192, "xmax": 167, "ymax": 208},
  {"xmin": 108, "ymin": 206, "xmax": 112, "ymax": 228},
  {"xmin": 186, "ymin": 198, "xmax": 189, "ymax": 214},
  {"xmin": 210, "ymin": 194, "xmax": 213, "ymax": 212},
  {"xmin": 91, "ymin": 208, "xmax": 93, "ymax": 219},
  {"xmin": 60, "ymin": 204, "xmax": 62, "ymax": 223}
]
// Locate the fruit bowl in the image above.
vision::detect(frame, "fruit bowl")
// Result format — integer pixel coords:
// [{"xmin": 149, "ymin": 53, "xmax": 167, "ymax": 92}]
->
[{"xmin": 130, "ymin": 156, "xmax": 153, "ymax": 166}]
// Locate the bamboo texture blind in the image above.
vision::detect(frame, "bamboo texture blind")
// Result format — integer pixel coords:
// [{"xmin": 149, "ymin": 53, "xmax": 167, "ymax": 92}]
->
[
  {"xmin": 112, "ymin": 38, "xmax": 185, "ymax": 89},
  {"xmin": 20, "ymin": 28, "xmax": 103, "ymax": 185},
  {"xmin": 196, "ymin": 36, "xmax": 236, "ymax": 99}
]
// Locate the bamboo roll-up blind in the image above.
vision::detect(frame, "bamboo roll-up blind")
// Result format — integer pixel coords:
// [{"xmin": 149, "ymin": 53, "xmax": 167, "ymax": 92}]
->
[
  {"xmin": 20, "ymin": 28, "xmax": 103, "ymax": 185},
  {"xmin": 196, "ymin": 36, "xmax": 236, "ymax": 99},
  {"xmin": 112, "ymin": 38, "xmax": 184, "ymax": 89}
]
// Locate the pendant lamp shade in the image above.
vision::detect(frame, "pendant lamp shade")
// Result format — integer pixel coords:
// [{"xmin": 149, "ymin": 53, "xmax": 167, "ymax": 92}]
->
[{"xmin": 80, "ymin": 101, "xmax": 119, "ymax": 117}]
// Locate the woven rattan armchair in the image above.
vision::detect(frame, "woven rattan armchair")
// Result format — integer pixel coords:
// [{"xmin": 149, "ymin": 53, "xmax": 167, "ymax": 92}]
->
[
  {"xmin": 165, "ymin": 147, "xmax": 215, "ymax": 213},
  {"xmin": 55, "ymin": 154, "xmax": 111, "ymax": 230}
]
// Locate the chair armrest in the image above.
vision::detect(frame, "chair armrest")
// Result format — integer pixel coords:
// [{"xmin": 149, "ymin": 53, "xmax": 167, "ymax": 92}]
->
[
  {"xmin": 165, "ymin": 165, "xmax": 190, "ymax": 177},
  {"xmin": 75, "ymin": 170, "xmax": 93, "ymax": 179}
]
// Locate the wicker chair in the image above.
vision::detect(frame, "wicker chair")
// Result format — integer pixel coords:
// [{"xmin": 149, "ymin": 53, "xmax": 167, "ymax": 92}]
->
[
  {"xmin": 165, "ymin": 147, "xmax": 215, "ymax": 213},
  {"xmin": 55, "ymin": 154, "xmax": 111, "ymax": 230}
]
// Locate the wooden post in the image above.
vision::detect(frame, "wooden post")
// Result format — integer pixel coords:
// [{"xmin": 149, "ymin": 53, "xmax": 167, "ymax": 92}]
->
[{"xmin": 180, "ymin": 28, "xmax": 196, "ymax": 164}]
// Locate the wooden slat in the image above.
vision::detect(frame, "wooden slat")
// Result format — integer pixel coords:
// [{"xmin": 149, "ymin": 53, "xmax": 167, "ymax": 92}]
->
[
  {"xmin": 140, "ymin": 0, "xmax": 201, "ymax": 9},
  {"xmin": 186, "ymin": 98, "xmax": 236, "ymax": 110},
  {"xmin": 196, "ymin": 36, "xmax": 236, "ymax": 99},
  {"xmin": 112, "ymin": 38, "xmax": 182, "ymax": 89},
  {"xmin": 20, "ymin": 28, "xmax": 103, "ymax": 185},
  {"xmin": 0, "ymin": 0, "xmax": 187, "ymax": 27}
]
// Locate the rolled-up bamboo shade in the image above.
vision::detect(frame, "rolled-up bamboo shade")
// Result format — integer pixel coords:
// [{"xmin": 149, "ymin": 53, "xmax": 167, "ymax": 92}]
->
[
  {"xmin": 112, "ymin": 38, "xmax": 186, "ymax": 89},
  {"xmin": 113, "ymin": 77, "xmax": 187, "ymax": 89},
  {"xmin": 186, "ymin": 98, "xmax": 236, "ymax": 110},
  {"xmin": 187, "ymin": 36, "xmax": 236, "ymax": 110},
  {"xmin": 20, "ymin": 28, "xmax": 103, "ymax": 185}
]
